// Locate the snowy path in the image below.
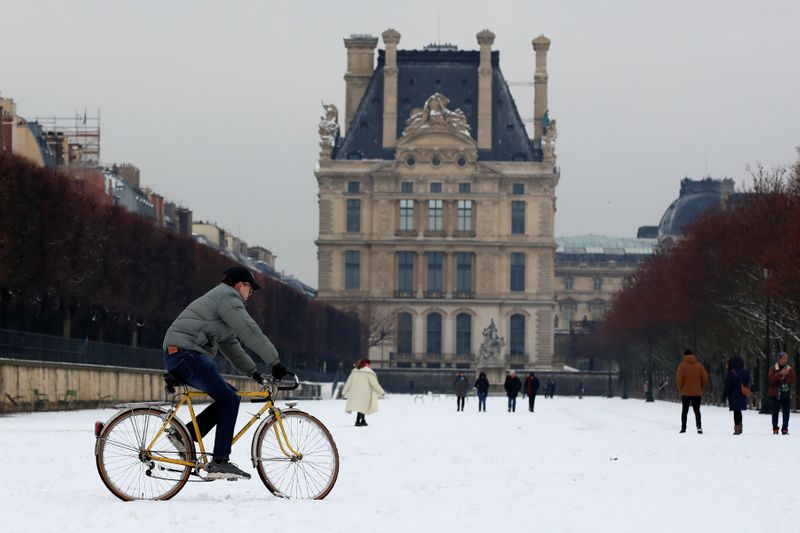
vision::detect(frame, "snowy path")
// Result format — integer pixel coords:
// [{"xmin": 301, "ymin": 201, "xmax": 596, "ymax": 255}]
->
[{"xmin": 1, "ymin": 394, "xmax": 795, "ymax": 533}]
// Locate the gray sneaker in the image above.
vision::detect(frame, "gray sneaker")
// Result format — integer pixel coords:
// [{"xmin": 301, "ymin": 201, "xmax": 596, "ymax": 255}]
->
[
  {"xmin": 205, "ymin": 460, "xmax": 251, "ymax": 480},
  {"xmin": 165, "ymin": 427, "xmax": 187, "ymax": 459}
]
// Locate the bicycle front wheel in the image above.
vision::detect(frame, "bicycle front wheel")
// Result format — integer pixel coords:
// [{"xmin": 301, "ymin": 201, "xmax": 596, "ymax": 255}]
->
[
  {"xmin": 96, "ymin": 407, "xmax": 192, "ymax": 501},
  {"xmin": 254, "ymin": 410, "xmax": 339, "ymax": 499}
]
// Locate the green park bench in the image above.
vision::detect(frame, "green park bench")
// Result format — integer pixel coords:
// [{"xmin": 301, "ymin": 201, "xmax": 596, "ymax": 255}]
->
[
  {"xmin": 58, "ymin": 389, "xmax": 78, "ymax": 410},
  {"xmin": 97, "ymin": 392, "xmax": 115, "ymax": 408}
]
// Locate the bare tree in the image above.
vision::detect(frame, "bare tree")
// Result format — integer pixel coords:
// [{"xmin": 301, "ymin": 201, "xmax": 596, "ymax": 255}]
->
[{"xmin": 344, "ymin": 302, "xmax": 396, "ymax": 353}]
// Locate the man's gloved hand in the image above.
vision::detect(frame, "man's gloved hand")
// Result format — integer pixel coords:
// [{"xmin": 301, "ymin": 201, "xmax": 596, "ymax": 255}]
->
[
  {"xmin": 251, "ymin": 371, "xmax": 266, "ymax": 385},
  {"xmin": 271, "ymin": 362, "xmax": 289, "ymax": 380}
]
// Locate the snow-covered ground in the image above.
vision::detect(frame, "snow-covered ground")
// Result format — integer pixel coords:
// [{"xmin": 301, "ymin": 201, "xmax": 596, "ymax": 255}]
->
[{"xmin": 1, "ymin": 393, "xmax": 795, "ymax": 533}]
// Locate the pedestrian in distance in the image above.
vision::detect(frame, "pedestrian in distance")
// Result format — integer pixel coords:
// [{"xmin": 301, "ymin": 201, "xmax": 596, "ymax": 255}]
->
[
  {"xmin": 578, "ymin": 380, "xmax": 585, "ymax": 399},
  {"xmin": 768, "ymin": 351, "xmax": 796, "ymax": 435},
  {"xmin": 722, "ymin": 355, "xmax": 750, "ymax": 435},
  {"xmin": 676, "ymin": 348, "xmax": 708, "ymax": 434},
  {"xmin": 523, "ymin": 372, "xmax": 540, "ymax": 412},
  {"xmin": 342, "ymin": 358, "xmax": 386, "ymax": 427},
  {"xmin": 504, "ymin": 370, "xmax": 522, "ymax": 412},
  {"xmin": 474, "ymin": 372, "xmax": 490, "ymax": 412},
  {"xmin": 162, "ymin": 265, "xmax": 290, "ymax": 480},
  {"xmin": 454, "ymin": 371, "xmax": 469, "ymax": 412},
  {"xmin": 550, "ymin": 379, "xmax": 557, "ymax": 398},
  {"xmin": 545, "ymin": 378, "xmax": 554, "ymax": 399}
]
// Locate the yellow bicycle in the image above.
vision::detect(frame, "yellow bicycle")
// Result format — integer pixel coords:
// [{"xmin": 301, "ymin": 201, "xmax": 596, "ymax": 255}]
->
[{"xmin": 94, "ymin": 374, "xmax": 339, "ymax": 501}]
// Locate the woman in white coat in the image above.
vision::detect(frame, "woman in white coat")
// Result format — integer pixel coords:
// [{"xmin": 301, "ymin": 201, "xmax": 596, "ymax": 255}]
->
[{"xmin": 342, "ymin": 358, "xmax": 386, "ymax": 426}]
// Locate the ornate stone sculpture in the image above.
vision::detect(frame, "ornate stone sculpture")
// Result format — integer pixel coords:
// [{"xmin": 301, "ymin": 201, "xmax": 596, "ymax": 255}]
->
[
  {"xmin": 401, "ymin": 93, "xmax": 470, "ymax": 137},
  {"xmin": 478, "ymin": 319, "xmax": 506, "ymax": 363},
  {"xmin": 318, "ymin": 102, "xmax": 339, "ymax": 155},
  {"xmin": 542, "ymin": 118, "xmax": 557, "ymax": 161}
]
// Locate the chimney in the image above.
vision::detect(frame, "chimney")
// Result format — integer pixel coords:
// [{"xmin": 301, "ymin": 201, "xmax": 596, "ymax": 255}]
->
[
  {"xmin": 532, "ymin": 35, "xmax": 551, "ymax": 145},
  {"xmin": 344, "ymin": 34, "xmax": 379, "ymax": 133},
  {"xmin": 381, "ymin": 29, "xmax": 401, "ymax": 148},
  {"xmin": 476, "ymin": 30, "xmax": 495, "ymax": 150}
]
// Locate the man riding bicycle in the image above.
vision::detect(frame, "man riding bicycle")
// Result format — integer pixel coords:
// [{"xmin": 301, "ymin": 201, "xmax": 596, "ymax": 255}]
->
[{"xmin": 162, "ymin": 265, "xmax": 290, "ymax": 480}]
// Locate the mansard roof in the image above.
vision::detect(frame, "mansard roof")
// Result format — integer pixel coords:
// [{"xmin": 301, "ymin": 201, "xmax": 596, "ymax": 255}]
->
[{"xmin": 334, "ymin": 49, "xmax": 540, "ymax": 162}]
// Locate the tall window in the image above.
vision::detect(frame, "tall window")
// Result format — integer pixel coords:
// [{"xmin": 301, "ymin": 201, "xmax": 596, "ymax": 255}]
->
[
  {"xmin": 400, "ymin": 199, "xmax": 415, "ymax": 231},
  {"xmin": 456, "ymin": 313, "xmax": 472, "ymax": 355},
  {"xmin": 426, "ymin": 313, "xmax": 442, "ymax": 354},
  {"xmin": 401, "ymin": 181, "xmax": 414, "ymax": 193},
  {"xmin": 564, "ymin": 276, "xmax": 574, "ymax": 290},
  {"xmin": 590, "ymin": 301, "xmax": 606, "ymax": 321},
  {"xmin": 428, "ymin": 200, "xmax": 443, "ymax": 231},
  {"xmin": 346, "ymin": 199, "xmax": 360, "ymax": 232},
  {"xmin": 511, "ymin": 201, "xmax": 525, "ymax": 234},
  {"xmin": 510, "ymin": 253, "xmax": 526, "ymax": 292},
  {"xmin": 560, "ymin": 302, "xmax": 577, "ymax": 323},
  {"xmin": 456, "ymin": 252, "xmax": 473, "ymax": 293},
  {"xmin": 347, "ymin": 181, "xmax": 360, "ymax": 193},
  {"xmin": 345, "ymin": 251, "xmax": 360, "ymax": 289},
  {"xmin": 397, "ymin": 252, "xmax": 415, "ymax": 292},
  {"xmin": 510, "ymin": 314, "xmax": 525, "ymax": 355},
  {"xmin": 397, "ymin": 312, "xmax": 413, "ymax": 354},
  {"xmin": 593, "ymin": 276, "xmax": 603, "ymax": 292},
  {"xmin": 426, "ymin": 252, "xmax": 443, "ymax": 292},
  {"xmin": 457, "ymin": 200, "xmax": 473, "ymax": 232}
]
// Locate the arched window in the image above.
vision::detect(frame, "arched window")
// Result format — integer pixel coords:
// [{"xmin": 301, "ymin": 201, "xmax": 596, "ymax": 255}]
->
[
  {"xmin": 456, "ymin": 313, "xmax": 472, "ymax": 355},
  {"xmin": 426, "ymin": 313, "xmax": 442, "ymax": 355},
  {"xmin": 593, "ymin": 276, "xmax": 603, "ymax": 292},
  {"xmin": 397, "ymin": 312, "xmax": 413, "ymax": 354},
  {"xmin": 510, "ymin": 314, "xmax": 525, "ymax": 355}
]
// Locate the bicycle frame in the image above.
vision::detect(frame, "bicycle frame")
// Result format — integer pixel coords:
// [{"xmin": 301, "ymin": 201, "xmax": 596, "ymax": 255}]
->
[{"xmin": 143, "ymin": 388, "xmax": 303, "ymax": 470}]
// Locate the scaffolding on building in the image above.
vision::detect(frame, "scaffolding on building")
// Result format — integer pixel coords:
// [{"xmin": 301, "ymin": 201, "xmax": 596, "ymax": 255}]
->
[{"xmin": 34, "ymin": 109, "xmax": 101, "ymax": 166}]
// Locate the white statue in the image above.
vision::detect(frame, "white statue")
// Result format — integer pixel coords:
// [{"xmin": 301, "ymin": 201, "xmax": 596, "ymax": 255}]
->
[
  {"xmin": 318, "ymin": 102, "xmax": 339, "ymax": 148},
  {"xmin": 478, "ymin": 319, "xmax": 505, "ymax": 363},
  {"xmin": 402, "ymin": 93, "xmax": 470, "ymax": 136}
]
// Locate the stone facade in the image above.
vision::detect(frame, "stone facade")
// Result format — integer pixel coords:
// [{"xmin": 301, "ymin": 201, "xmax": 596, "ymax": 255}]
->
[{"xmin": 316, "ymin": 30, "xmax": 560, "ymax": 370}]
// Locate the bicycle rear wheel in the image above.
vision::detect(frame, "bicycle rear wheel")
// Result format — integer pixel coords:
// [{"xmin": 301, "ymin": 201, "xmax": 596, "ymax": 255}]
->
[
  {"xmin": 254, "ymin": 410, "xmax": 339, "ymax": 499},
  {"xmin": 96, "ymin": 407, "xmax": 192, "ymax": 501}
]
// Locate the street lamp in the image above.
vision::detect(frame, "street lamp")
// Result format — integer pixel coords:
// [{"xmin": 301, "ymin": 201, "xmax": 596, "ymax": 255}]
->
[{"xmin": 760, "ymin": 267, "xmax": 772, "ymax": 414}]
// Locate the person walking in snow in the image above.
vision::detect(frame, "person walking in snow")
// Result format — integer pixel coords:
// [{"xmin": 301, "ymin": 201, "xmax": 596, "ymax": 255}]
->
[
  {"xmin": 342, "ymin": 358, "xmax": 386, "ymax": 426},
  {"xmin": 722, "ymin": 355, "xmax": 750, "ymax": 435},
  {"xmin": 454, "ymin": 371, "xmax": 469, "ymax": 412},
  {"xmin": 523, "ymin": 372, "xmax": 540, "ymax": 412},
  {"xmin": 474, "ymin": 372, "xmax": 490, "ymax": 412},
  {"xmin": 504, "ymin": 370, "xmax": 522, "ymax": 412},
  {"xmin": 676, "ymin": 348, "xmax": 708, "ymax": 434},
  {"xmin": 768, "ymin": 351, "xmax": 796, "ymax": 435}
]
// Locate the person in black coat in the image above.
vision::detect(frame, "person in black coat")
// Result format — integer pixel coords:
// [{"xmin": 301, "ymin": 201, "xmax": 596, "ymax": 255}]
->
[
  {"xmin": 504, "ymin": 371, "xmax": 522, "ymax": 412},
  {"xmin": 523, "ymin": 372, "xmax": 541, "ymax": 412},
  {"xmin": 474, "ymin": 372, "xmax": 490, "ymax": 412},
  {"xmin": 722, "ymin": 355, "xmax": 750, "ymax": 435}
]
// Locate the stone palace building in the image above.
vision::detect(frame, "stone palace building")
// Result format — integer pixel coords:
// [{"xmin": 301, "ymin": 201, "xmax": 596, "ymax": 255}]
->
[{"xmin": 315, "ymin": 29, "xmax": 560, "ymax": 370}]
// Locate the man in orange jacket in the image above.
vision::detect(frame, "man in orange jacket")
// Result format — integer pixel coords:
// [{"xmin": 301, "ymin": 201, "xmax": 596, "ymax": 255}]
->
[{"xmin": 676, "ymin": 348, "xmax": 709, "ymax": 434}]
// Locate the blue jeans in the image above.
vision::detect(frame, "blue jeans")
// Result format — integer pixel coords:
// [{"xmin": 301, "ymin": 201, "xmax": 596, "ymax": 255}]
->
[
  {"xmin": 477, "ymin": 392, "xmax": 487, "ymax": 411},
  {"xmin": 772, "ymin": 395, "xmax": 791, "ymax": 431},
  {"xmin": 507, "ymin": 396, "xmax": 517, "ymax": 412},
  {"xmin": 164, "ymin": 349, "xmax": 240, "ymax": 460}
]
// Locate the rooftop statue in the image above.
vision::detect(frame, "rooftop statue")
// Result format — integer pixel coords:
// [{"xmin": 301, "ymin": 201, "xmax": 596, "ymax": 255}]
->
[
  {"xmin": 402, "ymin": 93, "xmax": 470, "ymax": 137},
  {"xmin": 318, "ymin": 102, "xmax": 339, "ymax": 148}
]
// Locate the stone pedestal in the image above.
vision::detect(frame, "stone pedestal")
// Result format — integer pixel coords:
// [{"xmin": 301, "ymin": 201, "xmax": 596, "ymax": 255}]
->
[{"xmin": 477, "ymin": 362, "xmax": 507, "ymax": 395}]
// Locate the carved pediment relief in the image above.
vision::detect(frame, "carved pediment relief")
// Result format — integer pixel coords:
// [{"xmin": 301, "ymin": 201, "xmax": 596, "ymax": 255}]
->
[{"xmin": 397, "ymin": 93, "xmax": 477, "ymax": 165}]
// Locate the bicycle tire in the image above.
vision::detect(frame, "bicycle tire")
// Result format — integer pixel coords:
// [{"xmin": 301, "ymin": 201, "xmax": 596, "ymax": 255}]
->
[
  {"xmin": 254, "ymin": 410, "xmax": 339, "ymax": 499},
  {"xmin": 96, "ymin": 407, "xmax": 193, "ymax": 501}
]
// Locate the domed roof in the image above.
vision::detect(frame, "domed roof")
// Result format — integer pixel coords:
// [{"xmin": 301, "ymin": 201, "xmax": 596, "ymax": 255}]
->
[{"xmin": 658, "ymin": 177, "xmax": 734, "ymax": 242}]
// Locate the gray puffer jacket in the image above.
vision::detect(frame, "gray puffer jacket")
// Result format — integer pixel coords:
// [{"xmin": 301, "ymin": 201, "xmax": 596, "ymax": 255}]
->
[{"xmin": 162, "ymin": 283, "xmax": 279, "ymax": 376}]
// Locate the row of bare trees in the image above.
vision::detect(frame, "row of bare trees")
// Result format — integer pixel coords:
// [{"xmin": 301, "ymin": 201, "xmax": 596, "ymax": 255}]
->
[
  {"xmin": 0, "ymin": 152, "xmax": 365, "ymax": 371},
  {"xmin": 593, "ymin": 149, "xmax": 800, "ymax": 400}
]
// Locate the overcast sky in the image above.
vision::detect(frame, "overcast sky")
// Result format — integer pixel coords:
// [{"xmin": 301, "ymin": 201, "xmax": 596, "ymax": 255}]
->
[{"xmin": 3, "ymin": 0, "xmax": 798, "ymax": 286}]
